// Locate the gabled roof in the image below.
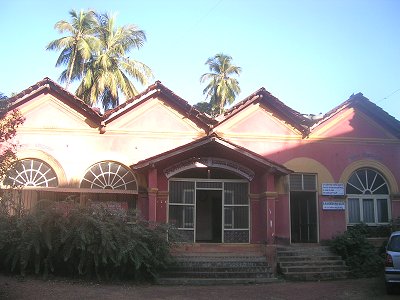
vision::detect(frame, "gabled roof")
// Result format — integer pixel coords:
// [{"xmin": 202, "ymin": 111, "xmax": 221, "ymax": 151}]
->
[
  {"xmin": 7, "ymin": 78, "xmax": 215, "ymax": 132},
  {"xmin": 214, "ymin": 87, "xmax": 313, "ymax": 136},
  {"xmin": 9, "ymin": 78, "xmax": 399, "ymax": 139},
  {"xmin": 7, "ymin": 77, "xmax": 103, "ymax": 124},
  {"xmin": 103, "ymin": 81, "xmax": 215, "ymax": 131},
  {"xmin": 311, "ymin": 93, "xmax": 400, "ymax": 138},
  {"xmin": 132, "ymin": 133, "xmax": 292, "ymax": 175}
]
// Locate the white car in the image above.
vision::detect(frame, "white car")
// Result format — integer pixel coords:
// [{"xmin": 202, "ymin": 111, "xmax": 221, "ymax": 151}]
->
[{"xmin": 385, "ymin": 231, "xmax": 400, "ymax": 294}]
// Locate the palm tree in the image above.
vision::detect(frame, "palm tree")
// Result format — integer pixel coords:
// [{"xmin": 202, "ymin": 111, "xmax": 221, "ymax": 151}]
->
[
  {"xmin": 76, "ymin": 13, "xmax": 153, "ymax": 109},
  {"xmin": 193, "ymin": 101, "xmax": 215, "ymax": 116},
  {"xmin": 46, "ymin": 9, "xmax": 98, "ymax": 89},
  {"xmin": 200, "ymin": 53, "xmax": 241, "ymax": 115}
]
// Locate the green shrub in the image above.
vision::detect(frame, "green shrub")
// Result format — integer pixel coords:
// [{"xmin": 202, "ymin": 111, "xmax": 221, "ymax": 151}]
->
[
  {"xmin": 329, "ymin": 224, "xmax": 384, "ymax": 278},
  {"xmin": 0, "ymin": 200, "xmax": 174, "ymax": 281},
  {"xmin": 4, "ymin": 202, "xmax": 65, "ymax": 276}
]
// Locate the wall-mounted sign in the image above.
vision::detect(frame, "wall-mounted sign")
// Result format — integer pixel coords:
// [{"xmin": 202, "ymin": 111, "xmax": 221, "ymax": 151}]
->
[
  {"xmin": 322, "ymin": 201, "xmax": 346, "ymax": 210},
  {"xmin": 322, "ymin": 183, "xmax": 345, "ymax": 196}
]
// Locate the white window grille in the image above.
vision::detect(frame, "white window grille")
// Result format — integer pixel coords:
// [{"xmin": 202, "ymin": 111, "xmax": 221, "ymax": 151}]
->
[
  {"xmin": 346, "ymin": 168, "xmax": 390, "ymax": 224},
  {"xmin": 290, "ymin": 173, "xmax": 316, "ymax": 191},
  {"xmin": 80, "ymin": 161, "xmax": 137, "ymax": 190},
  {"xmin": 4, "ymin": 159, "xmax": 58, "ymax": 187}
]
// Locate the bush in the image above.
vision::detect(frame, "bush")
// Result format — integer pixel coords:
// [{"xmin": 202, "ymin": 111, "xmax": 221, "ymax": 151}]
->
[
  {"xmin": 329, "ymin": 224, "xmax": 384, "ymax": 278},
  {"xmin": 0, "ymin": 200, "xmax": 174, "ymax": 281}
]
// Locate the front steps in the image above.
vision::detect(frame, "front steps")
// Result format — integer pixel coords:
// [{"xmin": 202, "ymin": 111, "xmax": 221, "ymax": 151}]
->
[
  {"xmin": 277, "ymin": 245, "xmax": 349, "ymax": 281},
  {"xmin": 157, "ymin": 244, "xmax": 278, "ymax": 285}
]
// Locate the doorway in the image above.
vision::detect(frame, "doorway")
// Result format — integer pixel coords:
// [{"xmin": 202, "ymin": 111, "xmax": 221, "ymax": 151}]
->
[
  {"xmin": 290, "ymin": 191, "xmax": 318, "ymax": 243},
  {"xmin": 168, "ymin": 179, "xmax": 249, "ymax": 243},
  {"xmin": 195, "ymin": 190, "xmax": 222, "ymax": 243}
]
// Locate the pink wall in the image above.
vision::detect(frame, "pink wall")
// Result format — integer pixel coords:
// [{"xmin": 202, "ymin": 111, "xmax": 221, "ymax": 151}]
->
[
  {"xmin": 8, "ymin": 79, "xmax": 399, "ymax": 246},
  {"xmin": 224, "ymin": 107, "xmax": 400, "ymax": 243},
  {"xmin": 318, "ymin": 197, "xmax": 347, "ymax": 241},
  {"xmin": 274, "ymin": 194, "xmax": 290, "ymax": 244}
]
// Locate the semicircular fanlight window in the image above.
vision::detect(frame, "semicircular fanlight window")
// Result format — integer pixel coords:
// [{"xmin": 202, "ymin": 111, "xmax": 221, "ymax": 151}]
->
[
  {"xmin": 346, "ymin": 168, "xmax": 389, "ymax": 195},
  {"xmin": 4, "ymin": 159, "xmax": 58, "ymax": 187},
  {"xmin": 80, "ymin": 161, "xmax": 137, "ymax": 191}
]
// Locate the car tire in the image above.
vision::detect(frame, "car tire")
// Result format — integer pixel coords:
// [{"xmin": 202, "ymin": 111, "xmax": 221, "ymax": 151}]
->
[{"xmin": 386, "ymin": 283, "xmax": 395, "ymax": 295}]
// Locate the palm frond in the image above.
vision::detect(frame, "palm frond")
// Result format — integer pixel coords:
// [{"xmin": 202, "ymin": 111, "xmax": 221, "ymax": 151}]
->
[
  {"xmin": 48, "ymin": 10, "xmax": 152, "ymax": 109},
  {"xmin": 200, "ymin": 53, "xmax": 241, "ymax": 114}
]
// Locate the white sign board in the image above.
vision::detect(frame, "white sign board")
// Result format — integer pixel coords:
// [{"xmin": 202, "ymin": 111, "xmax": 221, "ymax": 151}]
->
[
  {"xmin": 322, "ymin": 183, "xmax": 345, "ymax": 196},
  {"xmin": 322, "ymin": 201, "xmax": 346, "ymax": 210}
]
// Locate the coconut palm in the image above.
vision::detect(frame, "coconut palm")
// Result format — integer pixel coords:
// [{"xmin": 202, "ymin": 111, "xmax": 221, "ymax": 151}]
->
[
  {"xmin": 76, "ymin": 13, "xmax": 153, "ymax": 109},
  {"xmin": 200, "ymin": 53, "xmax": 241, "ymax": 115},
  {"xmin": 193, "ymin": 101, "xmax": 215, "ymax": 116},
  {"xmin": 46, "ymin": 9, "xmax": 98, "ymax": 89}
]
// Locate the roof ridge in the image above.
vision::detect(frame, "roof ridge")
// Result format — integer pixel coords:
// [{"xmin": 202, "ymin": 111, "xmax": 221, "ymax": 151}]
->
[
  {"xmin": 310, "ymin": 93, "xmax": 400, "ymax": 138},
  {"xmin": 8, "ymin": 77, "xmax": 102, "ymax": 119},
  {"xmin": 216, "ymin": 87, "xmax": 311, "ymax": 135},
  {"xmin": 132, "ymin": 132, "xmax": 292, "ymax": 174},
  {"xmin": 103, "ymin": 81, "xmax": 160, "ymax": 118},
  {"xmin": 103, "ymin": 80, "xmax": 215, "ymax": 129}
]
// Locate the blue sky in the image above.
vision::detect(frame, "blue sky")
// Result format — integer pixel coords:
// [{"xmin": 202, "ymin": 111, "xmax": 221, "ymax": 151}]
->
[{"xmin": 1, "ymin": 0, "xmax": 399, "ymax": 120}]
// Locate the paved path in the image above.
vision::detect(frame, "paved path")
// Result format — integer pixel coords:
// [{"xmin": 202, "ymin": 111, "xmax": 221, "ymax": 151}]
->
[{"xmin": 0, "ymin": 274, "xmax": 398, "ymax": 299}]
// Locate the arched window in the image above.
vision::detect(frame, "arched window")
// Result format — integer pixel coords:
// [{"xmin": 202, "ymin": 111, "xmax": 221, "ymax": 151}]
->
[
  {"xmin": 80, "ymin": 161, "xmax": 137, "ymax": 191},
  {"xmin": 346, "ymin": 168, "xmax": 390, "ymax": 224},
  {"xmin": 4, "ymin": 159, "xmax": 58, "ymax": 187}
]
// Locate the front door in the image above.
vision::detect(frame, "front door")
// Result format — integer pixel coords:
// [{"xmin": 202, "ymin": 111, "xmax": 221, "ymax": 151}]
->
[
  {"xmin": 196, "ymin": 190, "xmax": 222, "ymax": 242},
  {"xmin": 290, "ymin": 191, "xmax": 317, "ymax": 243},
  {"xmin": 168, "ymin": 179, "xmax": 249, "ymax": 243}
]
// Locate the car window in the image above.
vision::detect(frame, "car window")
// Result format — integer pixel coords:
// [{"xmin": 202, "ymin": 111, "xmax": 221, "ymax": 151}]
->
[{"xmin": 387, "ymin": 235, "xmax": 400, "ymax": 252}]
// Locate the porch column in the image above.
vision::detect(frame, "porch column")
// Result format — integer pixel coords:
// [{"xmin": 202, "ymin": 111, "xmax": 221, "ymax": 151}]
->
[
  {"xmin": 148, "ymin": 168, "xmax": 158, "ymax": 222},
  {"xmin": 137, "ymin": 190, "xmax": 149, "ymax": 220},
  {"xmin": 265, "ymin": 173, "xmax": 277, "ymax": 244}
]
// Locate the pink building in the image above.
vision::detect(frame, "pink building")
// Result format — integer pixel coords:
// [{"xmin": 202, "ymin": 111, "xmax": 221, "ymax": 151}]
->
[{"xmin": 3, "ymin": 78, "xmax": 400, "ymax": 245}]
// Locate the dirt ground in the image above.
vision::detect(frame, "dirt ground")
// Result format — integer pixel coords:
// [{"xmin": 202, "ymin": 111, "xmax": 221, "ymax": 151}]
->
[{"xmin": 0, "ymin": 274, "xmax": 399, "ymax": 300}]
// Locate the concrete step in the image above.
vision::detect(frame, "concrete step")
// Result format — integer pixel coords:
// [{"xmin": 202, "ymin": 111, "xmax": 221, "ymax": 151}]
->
[
  {"xmin": 279, "ymin": 260, "xmax": 346, "ymax": 267},
  {"xmin": 173, "ymin": 260, "xmax": 267, "ymax": 267},
  {"xmin": 277, "ymin": 255, "xmax": 342, "ymax": 262},
  {"xmin": 156, "ymin": 277, "xmax": 280, "ymax": 285},
  {"xmin": 158, "ymin": 251, "xmax": 275, "ymax": 285},
  {"xmin": 277, "ymin": 245, "xmax": 331, "ymax": 252},
  {"xmin": 284, "ymin": 270, "xmax": 350, "ymax": 281},
  {"xmin": 173, "ymin": 253, "xmax": 265, "ymax": 262},
  {"xmin": 171, "ymin": 243, "xmax": 265, "ymax": 254},
  {"xmin": 277, "ymin": 249, "xmax": 338, "ymax": 256},
  {"xmin": 276, "ymin": 245, "xmax": 349, "ymax": 281},
  {"xmin": 166, "ymin": 266, "xmax": 271, "ymax": 273},
  {"xmin": 280, "ymin": 265, "xmax": 348, "ymax": 273},
  {"xmin": 161, "ymin": 270, "xmax": 273, "ymax": 279}
]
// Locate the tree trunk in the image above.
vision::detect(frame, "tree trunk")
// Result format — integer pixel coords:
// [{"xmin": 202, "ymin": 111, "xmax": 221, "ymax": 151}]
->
[{"xmin": 66, "ymin": 46, "xmax": 78, "ymax": 90}]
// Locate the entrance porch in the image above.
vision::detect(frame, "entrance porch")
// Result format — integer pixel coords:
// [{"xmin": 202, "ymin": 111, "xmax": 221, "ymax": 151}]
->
[{"xmin": 132, "ymin": 134, "xmax": 293, "ymax": 246}]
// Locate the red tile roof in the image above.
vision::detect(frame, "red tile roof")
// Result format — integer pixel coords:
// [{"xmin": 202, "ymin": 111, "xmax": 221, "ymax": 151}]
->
[
  {"xmin": 132, "ymin": 133, "xmax": 292, "ymax": 175},
  {"xmin": 215, "ymin": 87, "xmax": 313, "ymax": 136},
  {"xmin": 8, "ymin": 78, "xmax": 400, "ymax": 139},
  {"xmin": 103, "ymin": 81, "xmax": 216, "ymax": 131},
  {"xmin": 311, "ymin": 93, "xmax": 400, "ymax": 138},
  {"xmin": 8, "ymin": 77, "xmax": 103, "ymax": 123}
]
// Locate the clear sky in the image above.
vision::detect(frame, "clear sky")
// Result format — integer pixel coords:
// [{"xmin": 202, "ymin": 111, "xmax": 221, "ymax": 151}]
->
[{"xmin": 1, "ymin": 0, "xmax": 399, "ymax": 120}]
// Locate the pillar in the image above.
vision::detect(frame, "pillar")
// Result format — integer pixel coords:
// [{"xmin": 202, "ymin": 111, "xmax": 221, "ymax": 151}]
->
[
  {"xmin": 148, "ymin": 168, "xmax": 158, "ymax": 222},
  {"xmin": 265, "ymin": 173, "xmax": 277, "ymax": 244}
]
